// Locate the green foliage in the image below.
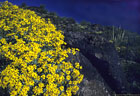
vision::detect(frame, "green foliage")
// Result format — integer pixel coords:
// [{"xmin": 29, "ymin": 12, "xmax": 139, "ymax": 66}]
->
[{"xmin": 95, "ymin": 31, "xmax": 103, "ymax": 34}]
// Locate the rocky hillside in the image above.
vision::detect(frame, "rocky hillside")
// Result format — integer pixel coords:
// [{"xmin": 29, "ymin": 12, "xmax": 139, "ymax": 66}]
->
[
  {"xmin": 19, "ymin": 3, "xmax": 140, "ymax": 95},
  {"xmin": 0, "ymin": 2, "xmax": 140, "ymax": 96}
]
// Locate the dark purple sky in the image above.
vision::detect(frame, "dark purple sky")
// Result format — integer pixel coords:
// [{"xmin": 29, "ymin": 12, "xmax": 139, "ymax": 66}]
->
[{"xmin": 1, "ymin": 0, "xmax": 140, "ymax": 33}]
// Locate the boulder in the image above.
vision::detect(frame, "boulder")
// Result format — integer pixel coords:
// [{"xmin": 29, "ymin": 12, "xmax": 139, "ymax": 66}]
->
[
  {"xmin": 66, "ymin": 51, "xmax": 113, "ymax": 96},
  {"xmin": 64, "ymin": 30, "xmax": 130, "ymax": 94}
]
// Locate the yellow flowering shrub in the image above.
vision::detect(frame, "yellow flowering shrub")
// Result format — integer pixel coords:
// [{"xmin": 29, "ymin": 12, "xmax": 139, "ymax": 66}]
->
[{"xmin": 0, "ymin": 1, "xmax": 84, "ymax": 96}]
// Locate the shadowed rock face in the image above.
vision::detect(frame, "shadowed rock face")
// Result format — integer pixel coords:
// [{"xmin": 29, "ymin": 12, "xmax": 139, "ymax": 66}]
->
[
  {"xmin": 66, "ymin": 51, "xmax": 113, "ymax": 96},
  {"xmin": 63, "ymin": 30, "xmax": 130, "ymax": 94}
]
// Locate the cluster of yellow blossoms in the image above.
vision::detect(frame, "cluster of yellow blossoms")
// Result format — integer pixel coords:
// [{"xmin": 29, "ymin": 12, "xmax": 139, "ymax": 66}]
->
[{"xmin": 0, "ymin": 1, "xmax": 84, "ymax": 96}]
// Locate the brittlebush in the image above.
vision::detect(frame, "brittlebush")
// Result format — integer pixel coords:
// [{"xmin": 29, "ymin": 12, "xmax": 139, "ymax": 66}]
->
[{"xmin": 0, "ymin": 1, "xmax": 84, "ymax": 96}]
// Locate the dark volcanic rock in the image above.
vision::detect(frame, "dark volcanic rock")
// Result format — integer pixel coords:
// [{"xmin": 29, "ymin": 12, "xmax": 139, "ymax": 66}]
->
[
  {"xmin": 64, "ymin": 31, "xmax": 130, "ymax": 94},
  {"xmin": 66, "ymin": 51, "xmax": 113, "ymax": 96},
  {"xmin": 120, "ymin": 59, "xmax": 140, "ymax": 93}
]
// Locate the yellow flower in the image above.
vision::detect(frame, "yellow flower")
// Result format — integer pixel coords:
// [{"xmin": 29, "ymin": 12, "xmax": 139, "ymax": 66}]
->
[
  {"xmin": 12, "ymin": 5, "xmax": 18, "ymax": 9},
  {"xmin": 41, "ymin": 74, "xmax": 46, "ymax": 80},
  {"xmin": 66, "ymin": 70, "xmax": 70, "ymax": 75},
  {"xmin": 71, "ymin": 86, "xmax": 79, "ymax": 95},
  {"xmin": 37, "ymin": 67, "xmax": 43, "ymax": 72},
  {"xmin": 38, "ymin": 82, "xmax": 44, "ymax": 88},
  {"xmin": 68, "ymin": 80, "xmax": 72, "ymax": 85},
  {"xmin": 75, "ymin": 62, "xmax": 80, "ymax": 69},
  {"xmin": 0, "ymin": 1, "xmax": 84, "ymax": 96},
  {"xmin": 59, "ymin": 86, "xmax": 64, "ymax": 91},
  {"xmin": 10, "ymin": 90, "xmax": 18, "ymax": 96},
  {"xmin": 0, "ymin": 38, "xmax": 7, "ymax": 44},
  {"xmin": 29, "ymin": 80, "xmax": 35, "ymax": 86},
  {"xmin": 66, "ymin": 75, "xmax": 71, "ymax": 80},
  {"xmin": 80, "ymin": 66, "xmax": 83, "ymax": 69}
]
